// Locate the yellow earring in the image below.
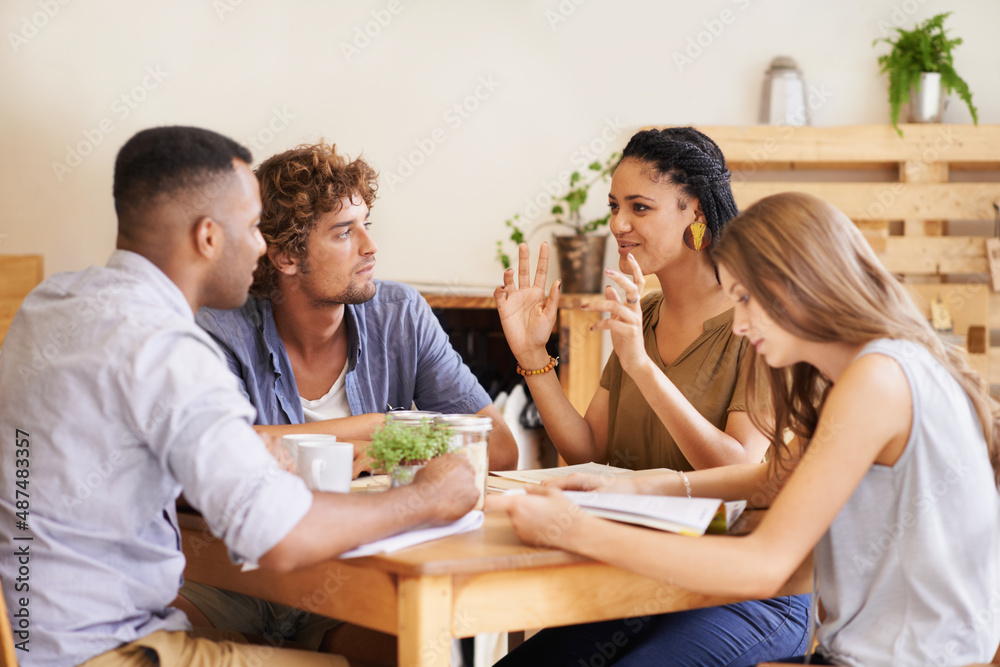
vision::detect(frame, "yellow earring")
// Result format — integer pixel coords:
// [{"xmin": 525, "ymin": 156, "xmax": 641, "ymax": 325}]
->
[{"xmin": 683, "ymin": 222, "xmax": 712, "ymax": 251}]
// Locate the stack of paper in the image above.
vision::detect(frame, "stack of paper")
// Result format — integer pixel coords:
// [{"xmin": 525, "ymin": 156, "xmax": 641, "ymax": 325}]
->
[
  {"xmin": 337, "ymin": 510, "xmax": 484, "ymax": 559},
  {"xmin": 239, "ymin": 510, "xmax": 484, "ymax": 572}
]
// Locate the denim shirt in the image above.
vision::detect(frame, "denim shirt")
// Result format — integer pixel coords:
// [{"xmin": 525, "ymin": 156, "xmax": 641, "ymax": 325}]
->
[{"xmin": 196, "ymin": 280, "xmax": 490, "ymax": 424}]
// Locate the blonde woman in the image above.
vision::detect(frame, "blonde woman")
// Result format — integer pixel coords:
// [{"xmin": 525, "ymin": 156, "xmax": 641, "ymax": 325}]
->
[{"xmin": 499, "ymin": 192, "xmax": 1000, "ymax": 665}]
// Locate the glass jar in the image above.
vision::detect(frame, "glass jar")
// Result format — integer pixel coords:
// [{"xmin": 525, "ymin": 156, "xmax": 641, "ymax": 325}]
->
[
  {"xmin": 384, "ymin": 410, "xmax": 442, "ymax": 426},
  {"xmin": 433, "ymin": 414, "xmax": 492, "ymax": 510},
  {"xmin": 383, "ymin": 411, "xmax": 441, "ymax": 487}
]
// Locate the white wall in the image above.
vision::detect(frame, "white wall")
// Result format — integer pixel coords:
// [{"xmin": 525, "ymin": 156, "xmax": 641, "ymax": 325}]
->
[{"xmin": 2, "ymin": 0, "xmax": 998, "ymax": 287}]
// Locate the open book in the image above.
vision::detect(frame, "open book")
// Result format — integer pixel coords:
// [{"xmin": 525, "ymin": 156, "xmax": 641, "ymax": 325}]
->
[{"xmin": 563, "ymin": 491, "xmax": 746, "ymax": 536}]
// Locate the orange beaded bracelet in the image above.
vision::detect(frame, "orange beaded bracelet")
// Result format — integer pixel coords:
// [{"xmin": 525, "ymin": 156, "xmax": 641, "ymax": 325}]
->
[{"xmin": 516, "ymin": 356, "xmax": 559, "ymax": 377}]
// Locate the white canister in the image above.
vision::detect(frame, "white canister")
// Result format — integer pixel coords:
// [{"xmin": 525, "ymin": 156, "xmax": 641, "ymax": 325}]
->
[{"xmin": 760, "ymin": 56, "xmax": 809, "ymax": 127}]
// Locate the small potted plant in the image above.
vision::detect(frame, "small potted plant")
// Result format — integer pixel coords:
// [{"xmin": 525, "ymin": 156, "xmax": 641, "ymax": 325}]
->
[
  {"xmin": 873, "ymin": 12, "xmax": 978, "ymax": 136},
  {"xmin": 496, "ymin": 151, "xmax": 620, "ymax": 294},
  {"xmin": 368, "ymin": 419, "xmax": 452, "ymax": 487}
]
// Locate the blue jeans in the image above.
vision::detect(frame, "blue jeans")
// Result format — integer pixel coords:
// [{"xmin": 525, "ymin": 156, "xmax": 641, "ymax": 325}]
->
[{"xmin": 494, "ymin": 595, "xmax": 810, "ymax": 667}]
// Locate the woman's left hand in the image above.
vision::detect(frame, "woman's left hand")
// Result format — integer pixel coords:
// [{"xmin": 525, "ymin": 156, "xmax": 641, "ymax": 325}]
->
[
  {"xmin": 495, "ymin": 486, "xmax": 591, "ymax": 551},
  {"xmin": 585, "ymin": 252, "xmax": 649, "ymax": 375}
]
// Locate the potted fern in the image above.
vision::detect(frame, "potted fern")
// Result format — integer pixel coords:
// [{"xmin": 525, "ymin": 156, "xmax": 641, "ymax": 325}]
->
[
  {"xmin": 496, "ymin": 151, "xmax": 620, "ymax": 294},
  {"xmin": 368, "ymin": 418, "xmax": 452, "ymax": 487},
  {"xmin": 873, "ymin": 12, "xmax": 978, "ymax": 136}
]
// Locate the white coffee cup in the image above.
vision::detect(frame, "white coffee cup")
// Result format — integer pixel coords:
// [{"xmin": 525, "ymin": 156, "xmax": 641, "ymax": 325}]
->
[
  {"xmin": 296, "ymin": 439, "xmax": 353, "ymax": 493},
  {"xmin": 281, "ymin": 433, "xmax": 338, "ymax": 463}
]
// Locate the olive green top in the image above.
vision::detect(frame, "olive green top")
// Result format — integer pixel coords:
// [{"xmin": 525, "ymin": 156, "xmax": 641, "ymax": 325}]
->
[{"xmin": 599, "ymin": 291, "xmax": 752, "ymax": 471}]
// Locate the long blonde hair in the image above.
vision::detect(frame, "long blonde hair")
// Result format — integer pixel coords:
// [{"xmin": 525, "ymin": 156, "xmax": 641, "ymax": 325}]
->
[{"xmin": 712, "ymin": 192, "xmax": 1000, "ymax": 487}]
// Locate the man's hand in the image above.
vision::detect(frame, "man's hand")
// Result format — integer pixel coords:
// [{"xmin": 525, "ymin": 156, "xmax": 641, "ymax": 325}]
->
[
  {"xmin": 411, "ymin": 454, "xmax": 479, "ymax": 523},
  {"xmin": 350, "ymin": 440, "xmax": 374, "ymax": 478},
  {"xmin": 257, "ymin": 429, "xmax": 296, "ymax": 473}
]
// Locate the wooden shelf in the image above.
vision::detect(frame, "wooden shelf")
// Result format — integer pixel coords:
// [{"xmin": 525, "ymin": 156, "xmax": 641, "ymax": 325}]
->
[{"xmin": 688, "ymin": 124, "xmax": 1000, "ymax": 385}]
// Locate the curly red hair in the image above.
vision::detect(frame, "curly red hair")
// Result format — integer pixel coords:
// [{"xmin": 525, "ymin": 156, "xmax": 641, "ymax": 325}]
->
[{"xmin": 251, "ymin": 141, "xmax": 378, "ymax": 299}]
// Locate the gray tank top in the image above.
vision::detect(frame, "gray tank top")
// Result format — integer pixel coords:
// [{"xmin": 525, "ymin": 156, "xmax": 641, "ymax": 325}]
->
[{"xmin": 815, "ymin": 339, "xmax": 1000, "ymax": 665}]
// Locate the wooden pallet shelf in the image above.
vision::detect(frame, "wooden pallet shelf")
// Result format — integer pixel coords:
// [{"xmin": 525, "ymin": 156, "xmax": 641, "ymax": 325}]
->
[{"xmin": 693, "ymin": 125, "xmax": 1000, "ymax": 384}]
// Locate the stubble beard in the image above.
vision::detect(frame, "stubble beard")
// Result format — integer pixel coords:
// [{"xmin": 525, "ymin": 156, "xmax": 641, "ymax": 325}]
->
[
  {"xmin": 305, "ymin": 277, "xmax": 377, "ymax": 308},
  {"xmin": 298, "ymin": 253, "xmax": 378, "ymax": 308}
]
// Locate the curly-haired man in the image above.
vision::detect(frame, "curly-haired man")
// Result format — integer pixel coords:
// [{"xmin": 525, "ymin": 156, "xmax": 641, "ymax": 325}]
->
[{"xmin": 179, "ymin": 141, "xmax": 517, "ymax": 661}]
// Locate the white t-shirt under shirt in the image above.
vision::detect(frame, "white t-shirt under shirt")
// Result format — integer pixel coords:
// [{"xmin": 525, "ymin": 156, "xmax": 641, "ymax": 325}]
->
[{"xmin": 300, "ymin": 363, "xmax": 352, "ymax": 422}]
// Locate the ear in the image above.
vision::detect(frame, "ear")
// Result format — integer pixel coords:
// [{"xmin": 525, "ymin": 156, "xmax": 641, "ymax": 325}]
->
[
  {"xmin": 268, "ymin": 247, "xmax": 299, "ymax": 276},
  {"xmin": 693, "ymin": 200, "xmax": 705, "ymax": 223},
  {"xmin": 193, "ymin": 216, "xmax": 222, "ymax": 260}
]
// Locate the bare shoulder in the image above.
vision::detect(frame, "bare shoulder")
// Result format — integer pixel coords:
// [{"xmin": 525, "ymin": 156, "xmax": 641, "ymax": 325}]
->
[
  {"xmin": 826, "ymin": 351, "xmax": 913, "ymax": 461},
  {"xmin": 838, "ymin": 351, "xmax": 910, "ymax": 396}
]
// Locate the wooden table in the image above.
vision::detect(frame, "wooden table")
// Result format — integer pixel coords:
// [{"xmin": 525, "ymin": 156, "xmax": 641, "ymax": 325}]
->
[{"xmin": 180, "ymin": 510, "xmax": 811, "ymax": 667}]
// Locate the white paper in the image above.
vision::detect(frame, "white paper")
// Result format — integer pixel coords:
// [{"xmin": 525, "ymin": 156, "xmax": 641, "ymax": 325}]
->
[
  {"xmin": 724, "ymin": 500, "xmax": 747, "ymax": 528},
  {"xmin": 337, "ymin": 510, "xmax": 484, "ymax": 559},
  {"xmin": 240, "ymin": 510, "xmax": 484, "ymax": 572}
]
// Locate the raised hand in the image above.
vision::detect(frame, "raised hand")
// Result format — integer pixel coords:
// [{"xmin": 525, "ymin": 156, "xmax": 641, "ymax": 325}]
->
[
  {"xmin": 583, "ymin": 252, "xmax": 649, "ymax": 375},
  {"xmin": 494, "ymin": 242, "xmax": 561, "ymax": 369}
]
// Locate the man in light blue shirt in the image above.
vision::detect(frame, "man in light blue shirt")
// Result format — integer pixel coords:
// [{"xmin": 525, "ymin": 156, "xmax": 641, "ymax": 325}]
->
[{"xmin": 0, "ymin": 126, "xmax": 477, "ymax": 667}]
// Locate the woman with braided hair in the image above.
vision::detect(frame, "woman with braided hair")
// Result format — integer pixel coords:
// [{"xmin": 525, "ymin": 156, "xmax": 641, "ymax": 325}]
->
[
  {"xmin": 496, "ymin": 127, "xmax": 766, "ymax": 473},
  {"xmin": 492, "ymin": 128, "xmax": 809, "ymax": 665}
]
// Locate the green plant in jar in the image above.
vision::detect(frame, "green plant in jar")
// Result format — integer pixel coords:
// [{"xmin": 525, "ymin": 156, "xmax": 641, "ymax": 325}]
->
[{"xmin": 367, "ymin": 419, "xmax": 452, "ymax": 475}]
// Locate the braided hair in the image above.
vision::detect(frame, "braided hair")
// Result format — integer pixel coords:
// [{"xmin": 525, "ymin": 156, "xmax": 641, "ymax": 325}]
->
[{"xmin": 618, "ymin": 127, "xmax": 738, "ymax": 247}]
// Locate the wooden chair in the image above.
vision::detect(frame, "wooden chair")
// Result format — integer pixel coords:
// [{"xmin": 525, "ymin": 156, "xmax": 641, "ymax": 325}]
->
[
  {"xmin": 0, "ymin": 255, "xmax": 43, "ymax": 348},
  {"xmin": 0, "ymin": 579, "xmax": 19, "ymax": 667}
]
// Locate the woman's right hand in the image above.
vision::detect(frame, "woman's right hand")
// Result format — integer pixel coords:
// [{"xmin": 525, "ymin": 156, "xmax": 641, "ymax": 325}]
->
[
  {"xmin": 494, "ymin": 242, "xmax": 561, "ymax": 368},
  {"xmin": 542, "ymin": 472, "xmax": 638, "ymax": 495}
]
